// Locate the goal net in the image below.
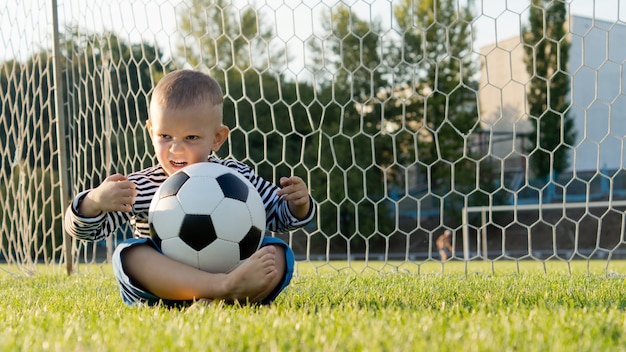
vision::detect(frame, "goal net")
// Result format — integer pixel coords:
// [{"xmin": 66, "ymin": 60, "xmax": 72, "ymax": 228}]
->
[{"xmin": 1, "ymin": 0, "xmax": 626, "ymax": 273}]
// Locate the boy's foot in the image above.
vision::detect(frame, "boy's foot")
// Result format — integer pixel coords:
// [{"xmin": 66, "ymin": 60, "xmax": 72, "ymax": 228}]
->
[{"xmin": 223, "ymin": 245, "xmax": 278, "ymax": 303}]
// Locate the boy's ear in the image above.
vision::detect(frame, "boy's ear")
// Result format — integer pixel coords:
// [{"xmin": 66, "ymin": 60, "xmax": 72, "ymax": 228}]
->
[
  {"xmin": 212, "ymin": 125, "xmax": 230, "ymax": 152},
  {"xmin": 146, "ymin": 120, "xmax": 153, "ymax": 139}
]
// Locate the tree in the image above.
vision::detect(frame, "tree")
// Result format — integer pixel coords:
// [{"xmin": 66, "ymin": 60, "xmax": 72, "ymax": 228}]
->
[
  {"xmin": 523, "ymin": 0, "xmax": 575, "ymax": 179},
  {"xmin": 307, "ymin": 4, "xmax": 396, "ymax": 255},
  {"xmin": 177, "ymin": 0, "xmax": 278, "ymax": 72},
  {"xmin": 57, "ymin": 29, "xmax": 172, "ymax": 184},
  {"xmin": 1, "ymin": 55, "xmax": 62, "ymax": 262},
  {"xmin": 175, "ymin": 1, "xmax": 318, "ymax": 243},
  {"xmin": 390, "ymin": 0, "xmax": 484, "ymax": 225},
  {"xmin": 176, "ymin": 0, "xmax": 291, "ymax": 168},
  {"xmin": 0, "ymin": 29, "xmax": 171, "ymax": 260}
]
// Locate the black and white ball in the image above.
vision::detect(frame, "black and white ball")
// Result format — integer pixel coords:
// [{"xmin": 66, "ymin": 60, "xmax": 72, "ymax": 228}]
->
[{"xmin": 148, "ymin": 162, "xmax": 265, "ymax": 273}]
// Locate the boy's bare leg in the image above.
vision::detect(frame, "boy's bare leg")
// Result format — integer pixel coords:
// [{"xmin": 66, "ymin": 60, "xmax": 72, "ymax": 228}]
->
[
  {"xmin": 122, "ymin": 244, "xmax": 280, "ymax": 302},
  {"xmin": 439, "ymin": 249, "xmax": 448, "ymax": 262}
]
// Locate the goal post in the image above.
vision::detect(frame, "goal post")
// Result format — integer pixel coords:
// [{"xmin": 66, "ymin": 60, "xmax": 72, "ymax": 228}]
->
[
  {"xmin": 462, "ymin": 200, "xmax": 626, "ymax": 261},
  {"xmin": 50, "ymin": 0, "xmax": 73, "ymax": 274}
]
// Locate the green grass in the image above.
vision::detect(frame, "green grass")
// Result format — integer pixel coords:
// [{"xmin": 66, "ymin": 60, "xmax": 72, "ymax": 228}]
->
[{"xmin": 1, "ymin": 261, "xmax": 626, "ymax": 351}]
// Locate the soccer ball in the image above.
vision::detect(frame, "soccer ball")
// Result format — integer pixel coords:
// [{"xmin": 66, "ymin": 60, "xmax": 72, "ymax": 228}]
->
[{"xmin": 148, "ymin": 162, "xmax": 265, "ymax": 273}]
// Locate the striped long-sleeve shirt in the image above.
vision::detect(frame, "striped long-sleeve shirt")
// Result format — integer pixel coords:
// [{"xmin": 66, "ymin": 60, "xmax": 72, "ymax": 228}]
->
[{"xmin": 65, "ymin": 157, "xmax": 315, "ymax": 242}]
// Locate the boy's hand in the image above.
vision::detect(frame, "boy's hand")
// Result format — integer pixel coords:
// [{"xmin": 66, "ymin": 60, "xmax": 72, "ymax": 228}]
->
[
  {"xmin": 277, "ymin": 176, "xmax": 311, "ymax": 220},
  {"xmin": 78, "ymin": 174, "xmax": 137, "ymax": 217}
]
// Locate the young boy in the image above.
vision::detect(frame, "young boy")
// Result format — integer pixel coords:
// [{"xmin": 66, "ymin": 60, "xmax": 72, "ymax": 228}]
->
[{"xmin": 65, "ymin": 69, "xmax": 315, "ymax": 306}]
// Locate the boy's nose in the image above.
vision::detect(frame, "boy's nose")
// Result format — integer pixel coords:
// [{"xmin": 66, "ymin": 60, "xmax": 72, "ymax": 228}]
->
[{"xmin": 169, "ymin": 142, "xmax": 184, "ymax": 152}]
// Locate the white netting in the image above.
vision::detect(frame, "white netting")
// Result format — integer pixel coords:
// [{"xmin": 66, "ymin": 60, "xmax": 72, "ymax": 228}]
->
[{"xmin": 1, "ymin": 0, "xmax": 626, "ymax": 273}]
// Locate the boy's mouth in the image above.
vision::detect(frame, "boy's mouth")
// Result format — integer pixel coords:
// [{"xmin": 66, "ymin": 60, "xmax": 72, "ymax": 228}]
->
[{"xmin": 170, "ymin": 161, "xmax": 187, "ymax": 168}]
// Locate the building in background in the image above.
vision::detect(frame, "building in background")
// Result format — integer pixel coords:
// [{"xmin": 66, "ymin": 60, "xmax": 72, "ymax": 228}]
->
[{"xmin": 479, "ymin": 15, "xmax": 626, "ymax": 176}]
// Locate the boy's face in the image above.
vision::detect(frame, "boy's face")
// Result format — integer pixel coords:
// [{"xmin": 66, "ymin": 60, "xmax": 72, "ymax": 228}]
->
[{"xmin": 147, "ymin": 101, "xmax": 229, "ymax": 176}]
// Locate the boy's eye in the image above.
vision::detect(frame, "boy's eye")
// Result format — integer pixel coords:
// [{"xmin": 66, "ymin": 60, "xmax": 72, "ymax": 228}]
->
[{"xmin": 186, "ymin": 136, "xmax": 200, "ymax": 141}]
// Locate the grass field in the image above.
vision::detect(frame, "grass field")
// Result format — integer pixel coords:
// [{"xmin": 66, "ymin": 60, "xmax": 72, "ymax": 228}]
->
[{"xmin": 1, "ymin": 260, "xmax": 625, "ymax": 351}]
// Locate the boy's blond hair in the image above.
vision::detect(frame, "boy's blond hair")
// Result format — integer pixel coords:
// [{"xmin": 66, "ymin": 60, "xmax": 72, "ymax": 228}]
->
[{"xmin": 150, "ymin": 70, "xmax": 224, "ymax": 111}]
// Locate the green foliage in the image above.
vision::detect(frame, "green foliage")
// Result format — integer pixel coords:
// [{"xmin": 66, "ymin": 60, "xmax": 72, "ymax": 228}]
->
[
  {"xmin": 0, "ymin": 54, "xmax": 66, "ymax": 262},
  {"xmin": 176, "ymin": 0, "xmax": 316, "ymax": 190},
  {"xmin": 176, "ymin": 0, "xmax": 278, "ymax": 72},
  {"xmin": 306, "ymin": 4, "xmax": 393, "ymax": 251},
  {"xmin": 387, "ymin": 0, "xmax": 484, "ymax": 224},
  {"xmin": 2, "ymin": 0, "xmax": 496, "ymax": 261},
  {"xmin": 0, "ymin": 29, "xmax": 171, "ymax": 263},
  {"xmin": 523, "ymin": 0, "xmax": 576, "ymax": 179},
  {"xmin": 0, "ymin": 163, "xmax": 62, "ymax": 263},
  {"xmin": 1, "ymin": 263, "xmax": 625, "ymax": 351},
  {"xmin": 0, "ymin": 54, "xmax": 56, "ymax": 171},
  {"xmin": 176, "ymin": 0, "xmax": 488, "ymax": 248},
  {"xmin": 58, "ymin": 28, "xmax": 173, "ymax": 180},
  {"xmin": 0, "ymin": 28, "xmax": 172, "ymax": 185}
]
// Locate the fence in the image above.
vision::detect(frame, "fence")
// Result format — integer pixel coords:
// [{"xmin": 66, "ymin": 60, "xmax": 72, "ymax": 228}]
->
[{"xmin": 2, "ymin": 0, "xmax": 626, "ymax": 274}]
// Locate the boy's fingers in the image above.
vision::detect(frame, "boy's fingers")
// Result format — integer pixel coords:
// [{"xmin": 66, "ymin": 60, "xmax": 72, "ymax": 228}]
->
[
  {"xmin": 279, "ymin": 176, "xmax": 304, "ymax": 189},
  {"xmin": 279, "ymin": 177, "xmax": 291, "ymax": 187},
  {"xmin": 121, "ymin": 181, "xmax": 137, "ymax": 192},
  {"xmin": 108, "ymin": 174, "xmax": 137, "ymax": 190},
  {"xmin": 118, "ymin": 203, "xmax": 133, "ymax": 213},
  {"xmin": 107, "ymin": 173, "xmax": 128, "ymax": 182},
  {"xmin": 109, "ymin": 174, "xmax": 136, "ymax": 191},
  {"xmin": 123, "ymin": 194, "xmax": 136, "ymax": 204},
  {"xmin": 281, "ymin": 189, "xmax": 307, "ymax": 202}
]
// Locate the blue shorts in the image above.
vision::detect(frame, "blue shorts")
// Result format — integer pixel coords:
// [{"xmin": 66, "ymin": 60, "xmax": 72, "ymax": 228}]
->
[{"xmin": 112, "ymin": 236, "xmax": 294, "ymax": 307}]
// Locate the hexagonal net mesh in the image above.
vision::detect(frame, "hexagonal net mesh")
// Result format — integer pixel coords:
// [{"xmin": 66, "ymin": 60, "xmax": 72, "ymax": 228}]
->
[{"xmin": 1, "ymin": 0, "xmax": 626, "ymax": 274}]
